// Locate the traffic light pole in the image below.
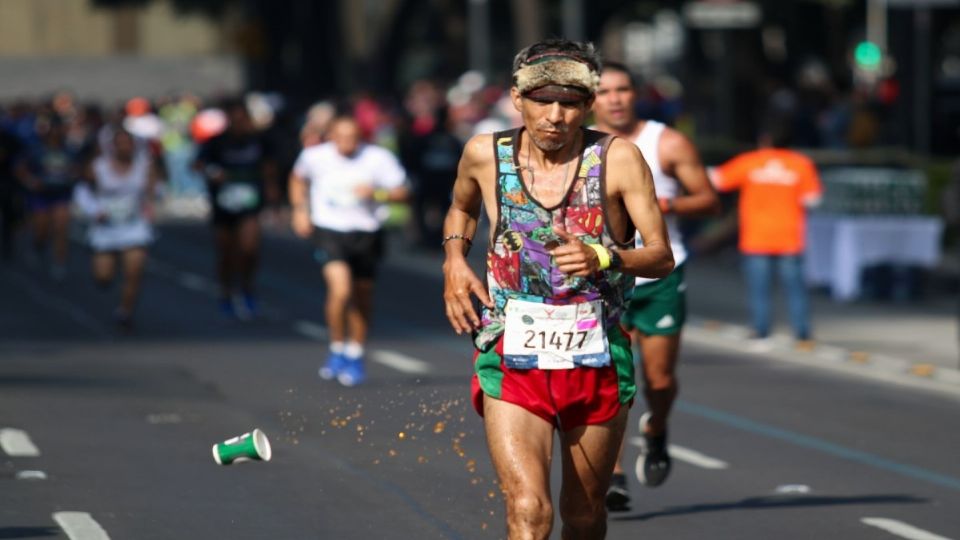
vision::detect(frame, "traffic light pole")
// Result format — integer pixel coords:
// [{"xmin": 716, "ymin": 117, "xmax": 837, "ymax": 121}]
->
[
  {"xmin": 866, "ymin": 0, "xmax": 888, "ymax": 57},
  {"xmin": 913, "ymin": 7, "xmax": 931, "ymax": 155}
]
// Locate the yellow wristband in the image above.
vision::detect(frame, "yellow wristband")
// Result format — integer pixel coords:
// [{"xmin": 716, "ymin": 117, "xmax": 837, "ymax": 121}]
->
[
  {"xmin": 587, "ymin": 243, "xmax": 611, "ymax": 270},
  {"xmin": 373, "ymin": 189, "xmax": 390, "ymax": 203}
]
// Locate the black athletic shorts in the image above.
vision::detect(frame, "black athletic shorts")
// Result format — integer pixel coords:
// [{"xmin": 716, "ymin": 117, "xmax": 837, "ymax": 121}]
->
[{"xmin": 312, "ymin": 227, "xmax": 384, "ymax": 279}]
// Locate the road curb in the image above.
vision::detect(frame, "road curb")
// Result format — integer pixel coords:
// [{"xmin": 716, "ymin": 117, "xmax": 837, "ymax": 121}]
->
[{"xmin": 686, "ymin": 317, "xmax": 960, "ymax": 396}]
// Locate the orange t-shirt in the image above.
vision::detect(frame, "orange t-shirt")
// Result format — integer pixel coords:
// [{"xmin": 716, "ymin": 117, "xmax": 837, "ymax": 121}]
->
[{"xmin": 714, "ymin": 148, "xmax": 822, "ymax": 255}]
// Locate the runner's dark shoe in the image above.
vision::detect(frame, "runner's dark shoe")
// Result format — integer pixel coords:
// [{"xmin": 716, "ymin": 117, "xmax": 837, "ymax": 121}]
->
[
  {"xmin": 605, "ymin": 472, "xmax": 631, "ymax": 512},
  {"xmin": 637, "ymin": 412, "xmax": 672, "ymax": 487}
]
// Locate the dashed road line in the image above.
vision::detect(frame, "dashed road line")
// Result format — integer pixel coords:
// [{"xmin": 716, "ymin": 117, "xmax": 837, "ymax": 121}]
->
[
  {"xmin": 53, "ymin": 512, "xmax": 111, "ymax": 540},
  {"xmin": 177, "ymin": 271, "xmax": 212, "ymax": 293},
  {"xmin": 0, "ymin": 428, "xmax": 40, "ymax": 457},
  {"xmin": 294, "ymin": 320, "xmax": 329, "ymax": 341},
  {"xmin": 293, "ymin": 320, "xmax": 433, "ymax": 374},
  {"xmin": 15, "ymin": 470, "xmax": 47, "ymax": 480},
  {"xmin": 861, "ymin": 517, "xmax": 954, "ymax": 540},
  {"xmin": 370, "ymin": 350, "xmax": 432, "ymax": 374},
  {"xmin": 627, "ymin": 438, "xmax": 728, "ymax": 469}
]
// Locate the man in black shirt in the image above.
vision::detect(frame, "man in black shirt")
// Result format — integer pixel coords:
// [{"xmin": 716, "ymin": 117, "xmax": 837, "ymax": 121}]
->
[{"xmin": 195, "ymin": 100, "xmax": 279, "ymax": 318}]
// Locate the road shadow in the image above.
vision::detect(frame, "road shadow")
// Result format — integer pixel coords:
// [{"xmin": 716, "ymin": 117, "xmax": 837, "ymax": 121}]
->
[
  {"xmin": 0, "ymin": 527, "xmax": 60, "ymax": 539},
  {"xmin": 0, "ymin": 364, "xmax": 222, "ymax": 400},
  {"xmin": 612, "ymin": 493, "xmax": 925, "ymax": 522}
]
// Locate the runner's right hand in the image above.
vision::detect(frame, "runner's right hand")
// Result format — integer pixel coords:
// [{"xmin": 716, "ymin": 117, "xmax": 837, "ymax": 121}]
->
[
  {"xmin": 442, "ymin": 258, "xmax": 493, "ymax": 335},
  {"xmin": 291, "ymin": 208, "xmax": 312, "ymax": 238}
]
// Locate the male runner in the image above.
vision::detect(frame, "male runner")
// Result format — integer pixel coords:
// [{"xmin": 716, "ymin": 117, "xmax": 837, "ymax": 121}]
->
[
  {"xmin": 74, "ymin": 127, "xmax": 161, "ymax": 331},
  {"xmin": 289, "ymin": 116, "xmax": 408, "ymax": 387},
  {"xmin": 195, "ymin": 100, "xmax": 279, "ymax": 319},
  {"xmin": 17, "ymin": 117, "xmax": 83, "ymax": 279},
  {"xmin": 442, "ymin": 39, "xmax": 673, "ymax": 539},
  {"xmin": 593, "ymin": 62, "xmax": 720, "ymax": 510}
]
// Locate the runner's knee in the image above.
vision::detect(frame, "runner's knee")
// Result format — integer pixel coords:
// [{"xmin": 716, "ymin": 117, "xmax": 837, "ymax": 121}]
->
[
  {"xmin": 558, "ymin": 499, "xmax": 605, "ymax": 535},
  {"xmin": 643, "ymin": 369, "xmax": 677, "ymax": 391},
  {"xmin": 506, "ymin": 492, "xmax": 553, "ymax": 534}
]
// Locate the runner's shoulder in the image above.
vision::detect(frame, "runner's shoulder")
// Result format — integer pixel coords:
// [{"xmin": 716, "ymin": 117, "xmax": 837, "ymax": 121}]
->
[
  {"xmin": 460, "ymin": 133, "xmax": 496, "ymax": 168},
  {"xmin": 607, "ymin": 136, "xmax": 645, "ymax": 166},
  {"xmin": 658, "ymin": 127, "xmax": 702, "ymax": 164}
]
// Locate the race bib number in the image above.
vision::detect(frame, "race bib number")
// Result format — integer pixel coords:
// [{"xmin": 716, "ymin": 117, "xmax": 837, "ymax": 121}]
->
[
  {"xmin": 101, "ymin": 196, "xmax": 138, "ymax": 224},
  {"xmin": 321, "ymin": 176, "xmax": 367, "ymax": 208},
  {"xmin": 502, "ymin": 299, "xmax": 610, "ymax": 370},
  {"xmin": 217, "ymin": 183, "xmax": 259, "ymax": 212}
]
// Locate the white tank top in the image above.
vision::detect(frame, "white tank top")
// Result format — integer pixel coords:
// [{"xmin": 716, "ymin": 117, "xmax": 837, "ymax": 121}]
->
[
  {"xmin": 634, "ymin": 120, "xmax": 687, "ymax": 285},
  {"xmin": 88, "ymin": 154, "xmax": 153, "ymax": 250}
]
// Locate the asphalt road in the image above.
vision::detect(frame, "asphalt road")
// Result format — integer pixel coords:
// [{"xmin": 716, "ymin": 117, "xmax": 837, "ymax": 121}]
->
[{"xmin": 1, "ymin": 222, "xmax": 958, "ymax": 540}]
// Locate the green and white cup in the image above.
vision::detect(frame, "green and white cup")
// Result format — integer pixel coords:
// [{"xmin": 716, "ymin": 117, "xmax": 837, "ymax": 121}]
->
[{"xmin": 212, "ymin": 428, "xmax": 272, "ymax": 465}]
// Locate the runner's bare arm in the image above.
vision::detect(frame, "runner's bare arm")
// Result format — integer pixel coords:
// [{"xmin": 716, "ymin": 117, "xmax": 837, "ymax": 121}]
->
[
  {"xmin": 442, "ymin": 134, "xmax": 494, "ymax": 335},
  {"xmin": 287, "ymin": 170, "xmax": 312, "ymax": 238},
  {"xmin": 660, "ymin": 129, "xmax": 720, "ymax": 217},
  {"xmin": 550, "ymin": 140, "xmax": 673, "ymax": 278},
  {"xmin": 608, "ymin": 138, "xmax": 674, "ymax": 278}
]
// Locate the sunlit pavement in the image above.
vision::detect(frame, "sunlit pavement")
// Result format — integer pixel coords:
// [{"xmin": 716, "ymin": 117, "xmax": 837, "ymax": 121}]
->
[{"xmin": 1, "ymin": 221, "xmax": 957, "ymax": 540}]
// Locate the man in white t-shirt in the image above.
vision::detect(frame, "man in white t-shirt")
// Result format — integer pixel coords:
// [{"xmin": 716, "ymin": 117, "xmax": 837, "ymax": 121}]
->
[
  {"xmin": 593, "ymin": 62, "xmax": 720, "ymax": 511},
  {"xmin": 289, "ymin": 116, "xmax": 409, "ymax": 386}
]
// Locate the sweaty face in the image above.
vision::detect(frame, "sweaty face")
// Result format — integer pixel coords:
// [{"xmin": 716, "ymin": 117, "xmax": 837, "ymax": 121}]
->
[
  {"xmin": 512, "ymin": 87, "xmax": 591, "ymax": 152},
  {"xmin": 329, "ymin": 120, "xmax": 361, "ymax": 157},
  {"xmin": 593, "ymin": 70, "xmax": 636, "ymax": 131}
]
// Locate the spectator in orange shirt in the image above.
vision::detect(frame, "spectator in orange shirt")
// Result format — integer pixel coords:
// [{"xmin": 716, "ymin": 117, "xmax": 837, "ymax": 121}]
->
[{"xmin": 712, "ymin": 125, "xmax": 822, "ymax": 348}]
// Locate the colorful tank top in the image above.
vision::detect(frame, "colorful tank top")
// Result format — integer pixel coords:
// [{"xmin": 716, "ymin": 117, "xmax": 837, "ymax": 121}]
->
[{"xmin": 475, "ymin": 128, "xmax": 634, "ymax": 351}]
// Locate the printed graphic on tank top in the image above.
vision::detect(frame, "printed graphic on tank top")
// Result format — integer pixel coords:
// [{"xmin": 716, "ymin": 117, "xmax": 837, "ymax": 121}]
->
[{"xmin": 476, "ymin": 128, "xmax": 633, "ymax": 369}]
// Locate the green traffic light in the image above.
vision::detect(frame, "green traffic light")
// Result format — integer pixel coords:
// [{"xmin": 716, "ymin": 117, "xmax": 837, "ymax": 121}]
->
[{"xmin": 855, "ymin": 41, "xmax": 882, "ymax": 69}]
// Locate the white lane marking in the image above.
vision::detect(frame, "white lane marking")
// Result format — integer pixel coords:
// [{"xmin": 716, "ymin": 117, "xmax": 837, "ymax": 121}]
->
[
  {"xmin": 628, "ymin": 437, "xmax": 728, "ymax": 469},
  {"xmin": 146, "ymin": 413, "xmax": 182, "ymax": 425},
  {"xmin": 774, "ymin": 484, "xmax": 811, "ymax": 494},
  {"xmin": 53, "ymin": 512, "xmax": 111, "ymax": 540},
  {"xmin": 177, "ymin": 272, "xmax": 210, "ymax": 292},
  {"xmin": 370, "ymin": 350, "xmax": 432, "ymax": 374},
  {"xmin": 293, "ymin": 320, "xmax": 432, "ymax": 374},
  {"xmin": 294, "ymin": 320, "xmax": 328, "ymax": 341},
  {"xmin": 0, "ymin": 428, "xmax": 40, "ymax": 456},
  {"xmin": 15, "ymin": 470, "xmax": 47, "ymax": 480},
  {"xmin": 861, "ymin": 518, "xmax": 955, "ymax": 540}
]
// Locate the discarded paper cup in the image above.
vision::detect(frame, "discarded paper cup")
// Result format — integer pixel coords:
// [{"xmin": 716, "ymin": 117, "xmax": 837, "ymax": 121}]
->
[{"xmin": 212, "ymin": 428, "xmax": 272, "ymax": 465}]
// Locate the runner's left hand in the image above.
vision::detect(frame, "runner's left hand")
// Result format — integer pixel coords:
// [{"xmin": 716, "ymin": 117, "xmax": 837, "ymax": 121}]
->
[{"xmin": 550, "ymin": 226, "xmax": 600, "ymax": 277}]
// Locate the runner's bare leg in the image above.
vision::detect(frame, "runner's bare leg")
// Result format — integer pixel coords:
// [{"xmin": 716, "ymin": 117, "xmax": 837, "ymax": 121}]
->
[
  {"xmin": 484, "ymin": 397, "xmax": 555, "ymax": 540},
  {"xmin": 559, "ymin": 405, "xmax": 628, "ymax": 539}
]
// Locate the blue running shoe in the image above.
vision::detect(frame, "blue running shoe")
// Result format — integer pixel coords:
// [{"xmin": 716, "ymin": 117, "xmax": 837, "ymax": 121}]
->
[
  {"xmin": 337, "ymin": 358, "xmax": 366, "ymax": 387},
  {"xmin": 219, "ymin": 297, "xmax": 236, "ymax": 318},
  {"xmin": 318, "ymin": 352, "xmax": 347, "ymax": 380},
  {"xmin": 237, "ymin": 293, "xmax": 257, "ymax": 320}
]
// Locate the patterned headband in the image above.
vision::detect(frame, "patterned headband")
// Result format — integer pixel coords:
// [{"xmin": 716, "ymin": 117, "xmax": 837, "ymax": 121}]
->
[{"xmin": 514, "ymin": 53, "xmax": 600, "ymax": 96}]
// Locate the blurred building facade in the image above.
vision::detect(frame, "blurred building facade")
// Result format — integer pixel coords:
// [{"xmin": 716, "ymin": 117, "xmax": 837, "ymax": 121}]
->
[
  {"xmin": 2, "ymin": 0, "xmax": 958, "ymax": 155},
  {"xmin": 0, "ymin": 0, "xmax": 243, "ymax": 103}
]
